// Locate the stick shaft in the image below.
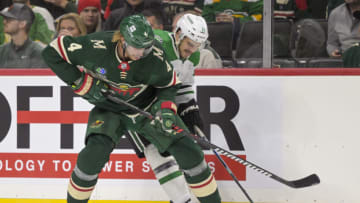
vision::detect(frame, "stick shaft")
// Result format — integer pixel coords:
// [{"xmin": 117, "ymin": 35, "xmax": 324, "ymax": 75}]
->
[
  {"xmin": 195, "ymin": 126, "xmax": 254, "ymax": 203},
  {"xmin": 103, "ymin": 91, "xmax": 320, "ymax": 188}
]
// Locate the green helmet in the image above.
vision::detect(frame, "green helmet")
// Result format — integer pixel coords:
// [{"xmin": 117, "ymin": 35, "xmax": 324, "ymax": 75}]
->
[{"xmin": 119, "ymin": 14, "xmax": 154, "ymax": 48}]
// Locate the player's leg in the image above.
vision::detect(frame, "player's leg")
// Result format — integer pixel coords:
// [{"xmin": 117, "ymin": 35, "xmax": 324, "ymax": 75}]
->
[
  {"xmin": 137, "ymin": 114, "xmax": 221, "ymax": 202},
  {"xmin": 127, "ymin": 129, "xmax": 198, "ymax": 203},
  {"xmin": 144, "ymin": 143, "xmax": 199, "ymax": 203},
  {"xmin": 166, "ymin": 117, "xmax": 221, "ymax": 203},
  {"xmin": 67, "ymin": 134, "xmax": 114, "ymax": 203}
]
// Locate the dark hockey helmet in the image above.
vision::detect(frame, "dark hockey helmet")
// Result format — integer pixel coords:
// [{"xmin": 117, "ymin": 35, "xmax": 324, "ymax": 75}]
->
[{"xmin": 119, "ymin": 14, "xmax": 154, "ymax": 49}]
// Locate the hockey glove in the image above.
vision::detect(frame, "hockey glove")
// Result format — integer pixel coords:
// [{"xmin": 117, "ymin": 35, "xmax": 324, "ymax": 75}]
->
[
  {"xmin": 151, "ymin": 100, "xmax": 178, "ymax": 136},
  {"xmin": 71, "ymin": 72, "xmax": 109, "ymax": 104},
  {"xmin": 178, "ymin": 99, "xmax": 204, "ymax": 134}
]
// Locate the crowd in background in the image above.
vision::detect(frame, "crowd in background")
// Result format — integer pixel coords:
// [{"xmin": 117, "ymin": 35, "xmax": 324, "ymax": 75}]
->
[{"xmin": 1, "ymin": 0, "xmax": 360, "ymax": 68}]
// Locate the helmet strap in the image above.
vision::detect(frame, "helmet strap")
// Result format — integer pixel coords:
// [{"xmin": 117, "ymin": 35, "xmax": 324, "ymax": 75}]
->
[
  {"xmin": 122, "ymin": 41, "xmax": 128, "ymax": 59},
  {"xmin": 175, "ymin": 31, "xmax": 185, "ymax": 54}
]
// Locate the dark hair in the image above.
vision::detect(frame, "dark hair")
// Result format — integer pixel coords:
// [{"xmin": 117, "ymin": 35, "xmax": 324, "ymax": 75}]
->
[
  {"xmin": 143, "ymin": 0, "xmax": 165, "ymax": 25},
  {"xmin": 142, "ymin": 9, "xmax": 163, "ymax": 26},
  {"xmin": 144, "ymin": 0, "xmax": 162, "ymax": 8},
  {"xmin": 12, "ymin": 0, "xmax": 28, "ymax": 3},
  {"xmin": 24, "ymin": 21, "xmax": 32, "ymax": 32}
]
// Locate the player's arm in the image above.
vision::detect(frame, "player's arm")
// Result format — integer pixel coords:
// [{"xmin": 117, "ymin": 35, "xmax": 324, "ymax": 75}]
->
[
  {"xmin": 42, "ymin": 36, "xmax": 108, "ymax": 104},
  {"xmin": 178, "ymin": 52, "xmax": 204, "ymax": 134},
  {"xmin": 148, "ymin": 46, "xmax": 181, "ymax": 102},
  {"xmin": 147, "ymin": 47, "xmax": 182, "ymax": 134},
  {"xmin": 42, "ymin": 35, "xmax": 82, "ymax": 85}
]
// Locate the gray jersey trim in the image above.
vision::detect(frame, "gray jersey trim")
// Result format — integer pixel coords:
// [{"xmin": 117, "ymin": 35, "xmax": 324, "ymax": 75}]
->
[
  {"xmin": 183, "ymin": 159, "xmax": 207, "ymax": 177},
  {"xmin": 73, "ymin": 165, "xmax": 98, "ymax": 181},
  {"xmin": 153, "ymin": 159, "xmax": 178, "ymax": 174}
]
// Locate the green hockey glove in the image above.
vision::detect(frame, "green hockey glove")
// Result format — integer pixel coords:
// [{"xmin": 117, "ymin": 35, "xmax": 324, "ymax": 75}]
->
[
  {"xmin": 151, "ymin": 100, "xmax": 177, "ymax": 135},
  {"xmin": 71, "ymin": 72, "xmax": 109, "ymax": 104}
]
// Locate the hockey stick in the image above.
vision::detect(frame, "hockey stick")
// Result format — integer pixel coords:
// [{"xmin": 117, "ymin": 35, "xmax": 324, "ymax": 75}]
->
[
  {"xmin": 101, "ymin": 90, "xmax": 320, "ymax": 189},
  {"xmin": 194, "ymin": 125, "xmax": 254, "ymax": 203}
]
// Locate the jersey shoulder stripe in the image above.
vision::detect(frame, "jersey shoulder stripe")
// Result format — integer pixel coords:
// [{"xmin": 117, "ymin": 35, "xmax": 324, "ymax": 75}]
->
[{"xmin": 49, "ymin": 36, "xmax": 72, "ymax": 64}]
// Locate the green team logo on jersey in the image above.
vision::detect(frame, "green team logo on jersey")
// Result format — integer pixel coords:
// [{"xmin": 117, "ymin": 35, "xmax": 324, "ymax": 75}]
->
[{"xmin": 109, "ymin": 83, "xmax": 143, "ymax": 99}]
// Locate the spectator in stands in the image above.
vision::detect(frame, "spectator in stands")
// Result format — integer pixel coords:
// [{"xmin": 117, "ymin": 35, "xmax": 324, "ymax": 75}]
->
[
  {"xmin": 0, "ymin": 17, "xmax": 5, "ymax": 45},
  {"xmin": 162, "ymin": 0, "xmax": 204, "ymax": 25},
  {"xmin": 3, "ymin": 2, "xmax": 54, "ymax": 45},
  {"xmin": 308, "ymin": 0, "xmax": 328, "ymax": 19},
  {"xmin": 30, "ymin": 0, "xmax": 78, "ymax": 19},
  {"xmin": 173, "ymin": 11, "xmax": 222, "ymax": 68},
  {"xmin": 104, "ymin": 0, "xmax": 164, "ymax": 31},
  {"xmin": 101, "ymin": 0, "xmax": 125, "ymax": 20},
  {"xmin": 202, "ymin": 0, "xmax": 263, "ymax": 23},
  {"xmin": 202, "ymin": 0, "xmax": 263, "ymax": 50},
  {"xmin": 0, "ymin": 3, "xmax": 47, "ymax": 68},
  {"xmin": 56, "ymin": 13, "xmax": 87, "ymax": 37},
  {"xmin": 274, "ymin": 0, "xmax": 312, "ymax": 20},
  {"xmin": 14, "ymin": 0, "xmax": 55, "ymax": 31},
  {"xmin": 327, "ymin": 0, "xmax": 360, "ymax": 58},
  {"xmin": 327, "ymin": 0, "xmax": 344, "ymax": 17},
  {"xmin": 274, "ymin": 0, "xmax": 298, "ymax": 20},
  {"xmin": 0, "ymin": 16, "xmax": 11, "ymax": 45},
  {"xmin": 142, "ymin": 9, "xmax": 164, "ymax": 30},
  {"xmin": 78, "ymin": 0, "xmax": 103, "ymax": 34}
]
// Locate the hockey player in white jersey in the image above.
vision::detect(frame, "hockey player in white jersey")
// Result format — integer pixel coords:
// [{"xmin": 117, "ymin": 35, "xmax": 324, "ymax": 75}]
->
[
  {"xmin": 154, "ymin": 13, "xmax": 208, "ymax": 133},
  {"xmin": 128, "ymin": 14, "xmax": 210, "ymax": 203}
]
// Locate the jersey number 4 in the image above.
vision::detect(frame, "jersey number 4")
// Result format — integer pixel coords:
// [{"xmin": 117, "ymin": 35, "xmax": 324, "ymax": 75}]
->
[{"xmin": 67, "ymin": 43, "xmax": 82, "ymax": 52}]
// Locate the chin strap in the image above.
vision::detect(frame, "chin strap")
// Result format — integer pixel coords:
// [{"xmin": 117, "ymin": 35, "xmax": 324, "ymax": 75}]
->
[{"xmin": 122, "ymin": 42, "xmax": 127, "ymax": 59}]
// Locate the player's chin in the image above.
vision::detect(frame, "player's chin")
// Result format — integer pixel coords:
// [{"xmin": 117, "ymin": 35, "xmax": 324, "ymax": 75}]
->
[
  {"xmin": 181, "ymin": 53, "xmax": 191, "ymax": 59},
  {"xmin": 130, "ymin": 55, "xmax": 142, "ymax": 61}
]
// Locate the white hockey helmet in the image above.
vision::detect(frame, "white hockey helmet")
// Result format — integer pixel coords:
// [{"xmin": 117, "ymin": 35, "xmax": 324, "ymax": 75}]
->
[{"xmin": 175, "ymin": 13, "xmax": 209, "ymax": 44}]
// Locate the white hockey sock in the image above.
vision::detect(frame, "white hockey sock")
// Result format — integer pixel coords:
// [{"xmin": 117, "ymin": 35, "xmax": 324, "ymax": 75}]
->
[{"xmin": 144, "ymin": 144, "xmax": 199, "ymax": 203}]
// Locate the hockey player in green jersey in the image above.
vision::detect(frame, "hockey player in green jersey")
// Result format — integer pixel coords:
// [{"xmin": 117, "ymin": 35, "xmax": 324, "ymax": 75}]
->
[
  {"xmin": 135, "ymin": 13, "xmax": 211, "ymax": 203},
  {"xmin": 41, "ymin": 14, "xmax": 221, "ymax": 203}
]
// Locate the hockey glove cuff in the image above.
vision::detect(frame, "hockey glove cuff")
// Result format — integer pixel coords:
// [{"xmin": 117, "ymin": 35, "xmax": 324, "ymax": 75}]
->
[
  {"xmin": 71, "ymin": 72, "xmax": 109, "ymax": 104},
  {"xmin": 152, "ymin": 101, "xmax": 177, "ymax": 135}
]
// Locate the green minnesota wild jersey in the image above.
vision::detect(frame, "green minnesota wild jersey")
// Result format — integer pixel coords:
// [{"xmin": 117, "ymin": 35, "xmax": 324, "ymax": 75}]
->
[
  {"xmin": 42, "ymin": 31, "xmax": 180, "ymax": 114},
  {"xmin": 154, "ymin": 29, "xmax": 200, "ymax": 105}
]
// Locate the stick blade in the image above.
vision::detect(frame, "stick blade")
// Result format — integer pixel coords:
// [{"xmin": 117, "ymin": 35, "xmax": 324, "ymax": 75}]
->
[{"xmin": 288, "ymin": 174, "xmax": 320, "ymax": 188}]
